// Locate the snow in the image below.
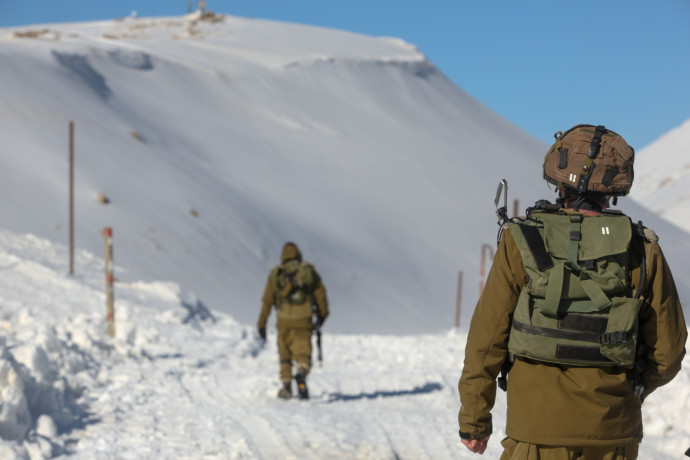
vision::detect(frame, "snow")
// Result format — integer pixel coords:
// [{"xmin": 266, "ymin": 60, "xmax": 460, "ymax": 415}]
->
[
  {"xmin": 1, "ymin": 13, "xmax": 688, "ymax": 334},
  {"xmin": 630, "ymin": 118, "xmax": 690, "ymax": 232},
  {"xmin": 0, "ymin": 228, "xmax": 687, "ymax": 458},
  {"xmin": 0, "ymin": 11, "xmax": 689, "ymax": 458},
  {"xmin": 0, "ymin": 12, "xmax": 551, "ymax": 335}
]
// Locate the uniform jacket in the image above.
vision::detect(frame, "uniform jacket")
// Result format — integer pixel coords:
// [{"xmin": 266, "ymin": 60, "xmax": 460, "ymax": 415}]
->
[
  {"xmin": 257, "ymin": 243, "xmax": 329, "ymax": 330},
  {"xmin": 458, "ymin": 211, "xmax": 687, "ymax": 446}
]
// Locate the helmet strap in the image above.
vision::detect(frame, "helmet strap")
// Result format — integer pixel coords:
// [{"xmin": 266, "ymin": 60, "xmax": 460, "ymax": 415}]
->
[{"xmin": 576, "ymin": 125, "xmax": 607, "ymax": 194}]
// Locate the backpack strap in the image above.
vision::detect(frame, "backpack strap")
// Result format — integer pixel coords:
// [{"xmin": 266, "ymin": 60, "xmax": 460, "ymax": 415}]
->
[
  {"xmin": 567, "ymin": 214, "xmax": 582, "ymax": 265},
  {"xmin": 633, "ymin": 221, "xmax": 648, "ymax": 299},
  {"xmin": 497, "ymin": 353, "xmax": 515, "ymax": 391},
  {"xmin": 632, "ymin": 221, "xmax": 649, "ymax": 399},
  {"xmin": 515, "ymin": 223, "xmax": 554, "ymax": 271},
  {"xmin": 540, "ymin": 215, "xmax": 583, "ymax": 316}
]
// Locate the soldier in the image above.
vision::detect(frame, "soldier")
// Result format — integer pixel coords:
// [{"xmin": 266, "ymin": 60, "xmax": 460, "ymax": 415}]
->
[
  {"xmin": 258, "ymin": 242, "xmax": 328, "ymax": 400},
  {"xmin": 458, "ymin": 124, "xmax": 687, "ymax": 459}
]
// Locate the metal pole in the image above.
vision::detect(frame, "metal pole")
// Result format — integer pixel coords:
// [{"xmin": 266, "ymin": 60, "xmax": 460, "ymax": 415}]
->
[
  {"xmin": 513, "ymin": 198, "xmax": 519, "ymax": 218},
  {"xmin": 103, "ymin": 227, "xmax": 115, "ymax": 337},
  {"xmin": 69, "ymin": 121, "xmax": 74, "ymax": 275},
  {"xmin": 455, "ymin": 271, "xmax": 463, "ymax": 329}
]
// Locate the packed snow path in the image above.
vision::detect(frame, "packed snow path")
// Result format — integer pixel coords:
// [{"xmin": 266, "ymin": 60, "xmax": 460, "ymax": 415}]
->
[{"xmin": 68, "ymin": 321, "xmax": 473, "ymax": 459}]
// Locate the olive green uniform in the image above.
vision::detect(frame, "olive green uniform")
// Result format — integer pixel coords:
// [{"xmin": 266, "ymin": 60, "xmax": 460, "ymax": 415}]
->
[
  {"xmin": 499, "ymin": 438, "xmax": 638, "ymax": 460},
  {"xmin": 258, "ymin": 243, "xmax": 329, "ymax": 383},
  {"xmin": 458, "ymin": 216, "xmax": 687, "ymax": 455}
]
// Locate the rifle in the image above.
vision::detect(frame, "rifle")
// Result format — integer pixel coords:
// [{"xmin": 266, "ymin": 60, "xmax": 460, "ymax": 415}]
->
[
  {"xmin": 312, "ymin": 304, "xmax": 323, "ymax": 367},
  {"xmin": 315, "ymin": 326, "xmax": 322, "ymax": 367}
]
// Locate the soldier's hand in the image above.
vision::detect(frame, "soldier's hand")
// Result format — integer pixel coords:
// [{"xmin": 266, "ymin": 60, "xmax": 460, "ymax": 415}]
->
[
  {"xmin": 258, "ymin": 327, "xmax": 266, "ymax": 341},
  {"xmin": 461, "ymin": 437, "xmax": 489, "ymax": 454}
]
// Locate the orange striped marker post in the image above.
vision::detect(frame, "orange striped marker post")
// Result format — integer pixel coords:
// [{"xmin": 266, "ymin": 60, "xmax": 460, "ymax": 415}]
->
[{"xmin": 102, "ymin": 227, "xmax": 115, "ymax": 337}]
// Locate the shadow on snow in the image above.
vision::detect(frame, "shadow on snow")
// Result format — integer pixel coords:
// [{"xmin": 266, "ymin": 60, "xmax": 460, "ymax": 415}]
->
[{"xmin": 325, "ymin": 382, "xmax": 443, "ymax": 403}]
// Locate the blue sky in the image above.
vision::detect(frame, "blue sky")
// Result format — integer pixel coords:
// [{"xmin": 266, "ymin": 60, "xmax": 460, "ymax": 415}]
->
[{"xmin": 1, "ymin": 0, "xmax": 688, "ymax": 150}]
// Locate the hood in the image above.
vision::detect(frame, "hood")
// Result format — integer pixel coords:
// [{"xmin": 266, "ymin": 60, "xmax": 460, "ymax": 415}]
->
[{"xmin": 281, "ymin": 242, "xmax": 302, "ymax": 263}]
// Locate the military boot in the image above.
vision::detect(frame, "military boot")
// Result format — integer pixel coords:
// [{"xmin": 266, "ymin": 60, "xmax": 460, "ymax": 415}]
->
[
  {"xmin": 295, "ymin": 370, "xmax": 309, "ymax": 400},
  {"xmin": 277, "ymin": 380, "xmax": 292, "ymax": 399}
]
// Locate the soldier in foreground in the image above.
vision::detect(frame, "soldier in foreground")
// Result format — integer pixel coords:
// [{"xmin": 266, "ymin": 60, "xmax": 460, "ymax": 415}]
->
[
  {"xmin": 258, "ymin": 242, "xmax": 328, "ymax": 400},
  {"xmin": 458, "ymin": 124, "xmax": 687, "ymax": 459}
]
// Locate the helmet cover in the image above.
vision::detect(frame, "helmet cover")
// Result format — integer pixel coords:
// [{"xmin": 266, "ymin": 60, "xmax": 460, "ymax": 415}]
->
[{"xmin": 543, "ymin": 124, "xmax": 634, "ymax": 196}]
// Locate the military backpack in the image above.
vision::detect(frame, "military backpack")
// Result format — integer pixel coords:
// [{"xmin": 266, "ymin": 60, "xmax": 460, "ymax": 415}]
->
[
  {"xmin": 270, "ymin": 259, "xmax": 316, "ymax": 306},
  {"xmin": 506, "ymin": 207, "xmax": 645, "ymax": 369}
]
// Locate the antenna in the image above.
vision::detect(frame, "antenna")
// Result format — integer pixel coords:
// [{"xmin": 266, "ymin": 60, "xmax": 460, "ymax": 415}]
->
[
  {"xmin": 493, "ymin": 179, "xmax": 510, "ymax": 246},
  {"xmin": 494, "ymin": 179, "xmax": 508, "ymax": 225}
]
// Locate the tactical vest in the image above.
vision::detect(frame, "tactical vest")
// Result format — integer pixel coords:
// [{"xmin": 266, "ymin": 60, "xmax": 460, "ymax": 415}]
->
[
  {"xmin": 507, "ymin": 209, "xmax": 643, "ymax": 368},
  {"xmin": 270, "ymin": 259, "xmax": 316, "ymax": 322}
]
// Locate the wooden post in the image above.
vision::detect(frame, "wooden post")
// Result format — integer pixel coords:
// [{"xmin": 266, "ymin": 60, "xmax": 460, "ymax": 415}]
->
[
  {"xmin": 102, "ymin": 227, "xmax": 115, "ymax": 337},
  {"xmin": 455, "ymin": 271, "xmax": 463, "ymax": 329},
  {"xmin": 479, "ymin": 244, "xmax": 495, "ymax": 294},
  {"xmin": 69, "ymin": 121, "xmax": 74, "ymax": 275}
]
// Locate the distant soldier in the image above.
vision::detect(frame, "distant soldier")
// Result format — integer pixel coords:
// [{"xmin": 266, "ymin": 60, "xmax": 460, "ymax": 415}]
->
[
  {"xmin": 458, "ymin": 124, "xmax": 687, "ymax": 459},
  {"xmin": 258, "ymin": 242, "xmax": 329, "ymax": 400}
]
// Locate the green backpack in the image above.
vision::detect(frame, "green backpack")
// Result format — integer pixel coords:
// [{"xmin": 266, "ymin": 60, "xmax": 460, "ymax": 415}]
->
[
  {"xmin": 506, "ymin": 208, "xmax": 644, "ymax": 368},
  {"xmin": 270, "ymin": 259, "xmax": 316, "ymax": 306}
]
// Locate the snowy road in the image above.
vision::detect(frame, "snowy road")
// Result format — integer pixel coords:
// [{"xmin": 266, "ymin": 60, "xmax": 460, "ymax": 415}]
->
[
  {"xmin": 68, "ymin": 314, "xmax": 477, "ymax": 460},
  {"xmin": 0, "ymin": 230, "xmax": 687, "ymax": 459}
]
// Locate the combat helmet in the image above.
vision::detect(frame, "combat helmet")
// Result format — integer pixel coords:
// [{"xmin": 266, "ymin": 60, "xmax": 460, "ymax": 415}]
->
[{"xmin": 543, "ymin": 124, "xmax": 635, "ymax": 196}]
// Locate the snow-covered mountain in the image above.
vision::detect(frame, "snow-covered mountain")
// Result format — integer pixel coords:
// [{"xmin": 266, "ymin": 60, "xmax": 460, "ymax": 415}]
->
[
  {"xmin": 1, "ymin": 11, "xmax": 689, "ymax": 459},
  {"xmin": 1, "ymin": 12, "xmax": 688, "ymax": 336},
  {"xmin": 630, "ymin": 118, "xmax": 690, "ymax": 231}
]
